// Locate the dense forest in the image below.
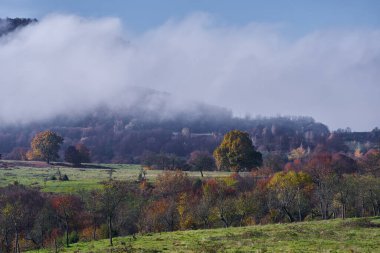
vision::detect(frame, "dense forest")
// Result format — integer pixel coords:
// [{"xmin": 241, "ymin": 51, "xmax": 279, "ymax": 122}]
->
[{"xmin": 0, "ymin": 105, "xmax": 379, "ymax": 164}]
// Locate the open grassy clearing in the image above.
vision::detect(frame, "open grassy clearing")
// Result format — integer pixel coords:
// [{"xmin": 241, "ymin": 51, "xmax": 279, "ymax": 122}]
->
[
  {"xmin": 28, "ymin": 217, "xmax": 380, "ymax": 253},
  {"xmin": 0, "ymin": 161, "xmax": 232, "ymax": 193}
]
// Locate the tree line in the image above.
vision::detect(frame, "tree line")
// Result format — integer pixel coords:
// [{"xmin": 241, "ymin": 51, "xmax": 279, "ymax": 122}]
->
[
  {"xmin": 24, "ymin": 130, "xmax": 90, "ymax": 167},
  {"xmin": 1, "ymin": 113, "xmax": 351, "ymax": 163}
]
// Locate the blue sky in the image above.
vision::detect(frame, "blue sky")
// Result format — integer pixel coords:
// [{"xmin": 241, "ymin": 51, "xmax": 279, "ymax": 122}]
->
[{"xmin": 1, "ymin": 0, "xmax": 380, "ymax": 35}]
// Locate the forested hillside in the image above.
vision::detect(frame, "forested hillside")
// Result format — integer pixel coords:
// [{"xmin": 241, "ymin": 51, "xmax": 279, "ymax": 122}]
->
[
  {"xmin": 0, "ymin": 106, "xmax": 328, "ymax": 162},
  {"xmin": 0, "ymin": 106, "xmax": 379, "ymax": 163}
]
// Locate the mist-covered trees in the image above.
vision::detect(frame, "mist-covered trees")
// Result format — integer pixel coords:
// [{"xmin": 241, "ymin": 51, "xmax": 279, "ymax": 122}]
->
[
  {"xmin": 1, "ymin": 110, "xmax": 377, "ymax": 165},
  {"xmin": 0, "ymin": 112, "xmax": 345, "ymax": 164},
  {"xmin": 27, "ymin": 130, "xmax": 64, "ymax": 164},
  {"xmin": 213, "ymin": 130, "xmax": 262, "ymax": 171}
]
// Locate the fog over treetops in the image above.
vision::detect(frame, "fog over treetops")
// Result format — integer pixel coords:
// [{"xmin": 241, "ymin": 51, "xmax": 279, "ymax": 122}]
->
[{"xmin": 0, "ymin": 14, "xmax": 379, "ymax": 131}]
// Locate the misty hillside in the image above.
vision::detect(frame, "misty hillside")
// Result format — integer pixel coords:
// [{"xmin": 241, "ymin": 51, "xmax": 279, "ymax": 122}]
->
[
  {"xmin": 0, "ymin": 106, "xmax": 321, "ymax": 162},
  {"xmin": 1, "ymin": 103, "xmax": 378, "ymax": 164},
  {"xmin": 0, "ymin": 17, "xmax": 378, "ymax": 163},
  {"xmin": 0, "ymin": 18, "xmax": 37, "ymax": 36}
]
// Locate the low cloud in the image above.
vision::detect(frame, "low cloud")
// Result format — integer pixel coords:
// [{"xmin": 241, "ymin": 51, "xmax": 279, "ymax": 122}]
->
[{"xmin": 0, "ymin": 14, "xmax": 379, "ymax": 130}]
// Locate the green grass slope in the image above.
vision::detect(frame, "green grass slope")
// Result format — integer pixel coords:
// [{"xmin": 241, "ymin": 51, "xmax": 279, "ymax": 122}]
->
[{"xmin": 29, "ymin": 217, "xmax": 380, "ymax": 253}]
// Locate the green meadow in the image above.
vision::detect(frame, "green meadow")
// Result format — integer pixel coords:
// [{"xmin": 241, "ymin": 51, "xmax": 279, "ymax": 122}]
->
[
  {"xmin": 0, "ymin": 161, "xmax": 232, "ymax": 193},
  {"xmin": 28, "ymin": 217, "xmax": 380, "ymax": 253}
]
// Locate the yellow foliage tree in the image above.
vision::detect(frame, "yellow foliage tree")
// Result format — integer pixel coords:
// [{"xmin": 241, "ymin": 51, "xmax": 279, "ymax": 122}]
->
[
  {"xmin": 213, "ymin": 130, "xmax": 262, "ymax": 172},
  {"xmin": 27, "ymin": 130, "xmax": 64, "ymax": 164},
  {"xmin": 268, "ymin": 170, "xmax": 313, "ymax": 222}
]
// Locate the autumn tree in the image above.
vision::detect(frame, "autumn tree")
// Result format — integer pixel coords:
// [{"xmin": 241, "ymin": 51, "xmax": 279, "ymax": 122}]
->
[
  {"xmin": 201, "ymin": 177, "xmax": 240, "ymax": 227},
  {"xmin": 352, "ymin": 175, "xmax": 380, "ymax": 217},
  {"xmin": 64, "ymin": 144, "xmax": 90, "ymax": 166},
  {"xmin": 51, "ymin": 195, "xmax": 83, "ymax": 248},
  {"xmin": 0, "ymin": 185, "xmax": 44, "ymax": 253},
  {"xmin": 358, "ymin": 149, "xmax": 380, "ymax": 176},
  {"xmin": 213, "ymin": 130, "xmax": 262, "ymax": 172},
  {"xmin": 139, "ymin": 171, "xmax": 196, "ymax": 232},
  {"xmin": 216, "ymin": 196, "xmax": 241, "ymax": 228},
  {"xmin": 140, "ymin": 198, "xmax": 179, "ymax": 232},
  {"xmin": 97, "ymin": 181, "xmax": 133, "ymax": 246},
  {"xmin": 83, "ymin": 191, "xmax": 103, "ymax": 240},
  {"xmin": 154, "ymin": 171, "xmax": 192, "ymax": 198},
  {"xmin": 30, "ymin": 201, "xmax": 58, "ymax": 249},
  {"xmin": 235, "ymin": 192, "xmax": 256, "ymax": 226},
  {"xmin": 27, "ymin": 130, "xmax": 64, "ymax": 164},
  {"xmin": 305, "ymin": 152, "xmax": 337, "ymax": 219},
  {"xmin": 333, "ymin": 174, "xmax": 356, "ymax": 219},
  {"xmin": 177, "ymin": 193, "xmax": 196, "ymax": 230},
  {"xmin": 187, "ymin": 150, "xmax": 215, "ymax": 177},
  {"xmin": 268, "ymin": 171, "xmax": 313, "ymax": 222}
]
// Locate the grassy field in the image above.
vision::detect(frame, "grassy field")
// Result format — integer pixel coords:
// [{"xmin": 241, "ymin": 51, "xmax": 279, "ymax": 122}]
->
[
  {"xmin": 0, "ymin": 161, "xmax": 232, "ymax": 193},
  {"xmin": 28, "ymin": 217, "xmax": 380, "ymax": 253}
]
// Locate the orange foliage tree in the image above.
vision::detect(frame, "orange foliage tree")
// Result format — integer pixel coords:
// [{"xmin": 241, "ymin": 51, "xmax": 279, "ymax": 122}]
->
[
  {"xmin": 27, "ymin": 130, "xmax": 63, "ymax": 164},
  {"xmin": 51, "ymin": 195, "xmax": 83, "ymax": 247}
]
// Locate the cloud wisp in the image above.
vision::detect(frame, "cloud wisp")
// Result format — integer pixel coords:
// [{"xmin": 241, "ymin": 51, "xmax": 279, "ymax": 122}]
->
[{"xmin": 0, "ymin": 14, "xmax": 379, "ymax": 130}]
